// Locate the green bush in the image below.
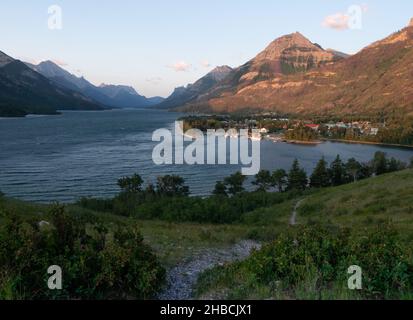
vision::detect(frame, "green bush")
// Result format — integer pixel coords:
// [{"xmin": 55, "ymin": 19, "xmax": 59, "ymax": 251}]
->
[
  {"xmin": 0, "ymin": 205, "xmax": 165, "ymax": 300},
  {"xmin": 198, "ymin": 224, "xmax": 413, "ymax": 299}
]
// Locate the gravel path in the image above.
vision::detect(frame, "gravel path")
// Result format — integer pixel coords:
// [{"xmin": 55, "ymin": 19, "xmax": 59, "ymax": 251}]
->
[
  {"xmin": 158, "ymin": 240, "xmax": 261, "ymax": 300},
  {"xmin": 290, "ymin": 199, "xmax": 305, "ymax": 226}
]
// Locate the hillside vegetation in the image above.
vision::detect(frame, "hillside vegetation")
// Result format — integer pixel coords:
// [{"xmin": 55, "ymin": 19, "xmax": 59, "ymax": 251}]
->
[
  {"xmin": 195, "ymin": 169, "xmax": 413, "ymax": 300},
  {"xmin": 1, "ymin": 168, "xmax": 413, "ymax": 300}
]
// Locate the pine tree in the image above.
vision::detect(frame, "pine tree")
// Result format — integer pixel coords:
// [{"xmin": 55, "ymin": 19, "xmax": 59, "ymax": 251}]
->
[
  {"xmin": 213, "ymin": 181, "xmax": 228, "ymax": 197},
  {"xmin": 224, "ymin": 172, "xmax": 246, "ymax": 196},
  {"xmin": 372, "ymin": 151, "xmax": 388, "ymax": 176},
  {"xmin": 253, "ymin": 170, "xmax": 272, "ymax": 192},
  {"xmin": 345, "ymin": 158, "xmax": 362, "ymax": 182},
  {"xmin": 330, "ymin": 155, "xmax": 345, "ymax": 186},
  {"xmin": 272, "ymin": 169, "xmax": 287, "ymax": 192},
  {"xmin": 287, "ymin": 159, "xmax": 308, "ymax": 191},
  {"xmin": 310, "ymin": 157, "xmax": 331, "ymax": 188}
]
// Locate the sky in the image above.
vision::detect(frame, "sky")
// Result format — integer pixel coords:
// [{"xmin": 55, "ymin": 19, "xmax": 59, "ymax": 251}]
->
[{"xmin": 1, "ymin": 0, "xmax": 412, "ymax": 98}]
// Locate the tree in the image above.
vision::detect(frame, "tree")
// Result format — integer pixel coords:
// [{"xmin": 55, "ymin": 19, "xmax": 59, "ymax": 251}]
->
[
  {"xmin": 224, "ymin": 172, "xmax": 246, "ymax": 196},
  {"xmin": 253, "ymin": 170, "xmax": 272, "ymax": 192},
  {"xmin": 388, "ymin": 157, "xmax": 406, "ymax": 173},
  {"xmin": 345, "ymin": 158, "xmax": 363, "ymax": 183},
  {"xmin": 272, "ymin": 169, "xmax": 287, "ymax": 192},
  {"xmin": 310, "ymin": 157, "xmax": 331, "ymax": 188},
  {"xmin": 409, "ymin": 157, "xmax": 413, "ymax": 169},
  {"xmin": 330, "ymin": 155, "xmax": 345, "ymax": 186},
  {"xmin": 156, "ymin": 175, "xmax": 189, "ymax": 197},
  {"xmin": 287, "ymin": 159, "xmax": 308, "ymax": 191},
  {"xmin": 117, "ymin": 174, "xmax": 144, "ymax": 194},
  {"xmin": 359, "ymin": 163, "xmax": 373, "ymax": 180},
  {"xmin": 372, "ymin": 151, "xmax": 388, "ymax": 176},
  {"xmin": 213, "ymin": 181, "xmax": 227, "ymax": 197}
]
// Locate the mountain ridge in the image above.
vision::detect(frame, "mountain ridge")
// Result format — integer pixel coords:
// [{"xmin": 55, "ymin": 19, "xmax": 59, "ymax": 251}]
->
[
  {"xmin": 180, "ymin": 20, "xmax": 413, "ymax": 117},
  {"xmin": 28, "ymin": 60, "xmax": 164, "ymax": 109},
  {"xmin": 155, "ymin": 65, "xmax": 233, "ymax": 109},
  {"xmin": 0, "ymin": 52, "xmax": 105, "ymax": 117}
]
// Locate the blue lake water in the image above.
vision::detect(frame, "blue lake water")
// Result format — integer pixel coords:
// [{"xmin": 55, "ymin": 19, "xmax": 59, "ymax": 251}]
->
[{"xmin": 1, "ymin": 109, "xmax": 413, "ymax": 203}]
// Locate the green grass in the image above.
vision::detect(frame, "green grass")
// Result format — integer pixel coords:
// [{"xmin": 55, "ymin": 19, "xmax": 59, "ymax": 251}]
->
[
  {"xmin": 194, "ymin": 169, "xmax": 413, "ymax": 300},
  {"xmin": 295, "ymin": 169, "xmax": 413, "ymax": 236},
  {"xmin": 3, "ymin": 169, "xmax": 413, "ymax": 300},
  {"xmin": 0, "ymin": 197, "xmax": 252, "ymax": 268}
]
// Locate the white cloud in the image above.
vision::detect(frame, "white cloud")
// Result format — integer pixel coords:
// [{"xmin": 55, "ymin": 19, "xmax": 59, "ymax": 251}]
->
[
  {"xmin": 322, "ymin": 13, "xmax": 350, "ymax": 30},
  {"xmin": 201, "ymin": 60, "xmax": 211, "ymax": 68},
  {"xmin": 168, "ymin": 61, "xmax": 192, "ymax": 72},
  {"xmin": 322, "ymin": 4, "xmax": 367, "ymax": 31}
]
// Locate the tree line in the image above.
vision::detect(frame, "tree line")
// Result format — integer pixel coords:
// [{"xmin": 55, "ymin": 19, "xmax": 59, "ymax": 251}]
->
[
  {"xmin": 213, "ymin": 152, "xmax": 411, "ymax": 196},
  {"xmin": 77, "ymin": 152, "xmax": 412, "ymax": 223}
]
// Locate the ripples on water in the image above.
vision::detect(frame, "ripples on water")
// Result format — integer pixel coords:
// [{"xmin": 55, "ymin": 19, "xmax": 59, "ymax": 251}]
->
[{"xmin": 1, "ymin": 109, "xmax": 413, "ymax": 203}]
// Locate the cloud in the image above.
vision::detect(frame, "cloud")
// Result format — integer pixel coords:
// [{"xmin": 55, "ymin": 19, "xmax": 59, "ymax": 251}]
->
[
  {"xmin": 201, "ymin": 60, "xmax": 211, "ymax": 68},
  {"xmin": 168, "ymin": 61, "xmax": 192, "ymax": 72},
  {"xmin": 322, "ymin": 4, "xmax": 368, "ymax": 31},
  {"xmin": 322, "ymin": 13, "xmax": 350, "ymax": 30}
]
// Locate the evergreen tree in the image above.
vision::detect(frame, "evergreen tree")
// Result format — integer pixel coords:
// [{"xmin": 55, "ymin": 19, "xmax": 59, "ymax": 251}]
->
[
  {"xmin": 271, "ymin": 169, "xmax": 287, "ymax": 192},
  {"xmin": 287, "ymin": 159, "xmax": 308, "ymax": 191},
  {"xmin": 330, "ymin": 155, "xmax": 345, "ymax": 186},
  {"xmin": 388, "ymin": 157, "xmax": 406, "ymax": 173},
  {"xmin": 117, "ymin": 174, "xmax": 144, "ymax": 194},
  {"xmin": 213, "ymin": 181, "xmax": 228, "ymax": 197},
  {"xmin": 253, "ymin": 170, "xmax": 272, "ymax": 192},
  {"xmin": 310, "ymin": 157, "xmax": 331, "ymax": 188},
  {"xmin": 224, "ymin": 172, "xmax": 246, "ymax": 196},
  {"xmin": 372, "ymin": 151, "xmax": 388, "ymax": 176},
  {"xmin": 156, "ymin": 175, "xmax": 189, "ymax": 197},
  {"xmin": 345, "ymin": 158, "xmax": 363, "ymax": 183}
]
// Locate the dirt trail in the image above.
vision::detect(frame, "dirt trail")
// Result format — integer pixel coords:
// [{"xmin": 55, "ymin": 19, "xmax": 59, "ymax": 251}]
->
[
  {"xmin": 290, "ymin": 199, "xmax": 305, "ymax": 226},
  {"xmin": 158, "ymin": 240, "xmax": 261, "ymax": 300}
]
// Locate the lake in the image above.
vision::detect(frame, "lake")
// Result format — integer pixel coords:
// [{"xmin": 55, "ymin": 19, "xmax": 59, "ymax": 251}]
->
[{"xmin": 1, "ymin": 109, "xmax": 413, "ymax": 203}]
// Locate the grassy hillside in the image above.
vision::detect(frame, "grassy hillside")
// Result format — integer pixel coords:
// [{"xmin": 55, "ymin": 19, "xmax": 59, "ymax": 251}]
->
[
  {"xmin": 195, "ymin": 169, "xmax": 413, "ymax": 300},
  {"xmin": 2, "ymin": 169, "xmax": 413, "ymax": 299}
]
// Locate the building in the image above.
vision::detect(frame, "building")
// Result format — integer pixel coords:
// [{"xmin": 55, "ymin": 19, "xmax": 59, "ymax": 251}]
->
[{"xmin": 305, "ymin": 124, "xmax": 320, "ymax": 131}]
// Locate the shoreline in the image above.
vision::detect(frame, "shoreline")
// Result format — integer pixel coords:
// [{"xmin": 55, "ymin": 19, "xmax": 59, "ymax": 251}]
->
[
  {"xmin": 284, "ymin": 139, "xmax": 322, "ymax": 145},
  {"xmin": 322, "ymin": 138, "xmax": 413, "ymax": 149}
]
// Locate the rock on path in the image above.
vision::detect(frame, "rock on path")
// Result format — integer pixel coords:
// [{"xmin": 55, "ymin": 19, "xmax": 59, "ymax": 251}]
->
[{"xmin": 158, "ymin": 240, "xmax": 261, "ymax": 300}]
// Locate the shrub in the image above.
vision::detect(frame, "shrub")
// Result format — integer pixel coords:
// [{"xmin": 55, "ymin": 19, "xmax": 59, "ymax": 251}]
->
[
  {"xmin": 210, "ymin": 224, "xmax": 413, "ymax": 299},
  {"xmin": 0, "ymin": 205, "xmax": 165, "ymax": 300}
]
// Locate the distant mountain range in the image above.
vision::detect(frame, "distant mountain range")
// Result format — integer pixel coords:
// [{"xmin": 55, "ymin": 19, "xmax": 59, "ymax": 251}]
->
[
  {"xmin": 174, "ymin": 18, "xmax": 413, "ymax": 118},
  {"xmin": 156, "ymin": 65, "xmax": 233, "ymax": 109},
  {"xmin": 27, "ymin": 61, "xmax": 164, "ymax": 109},
  {"xmin": 3, "ymin": 18, "xmax": 413, "ymax": 118},
  {"xmin": 0, "ymin": 51, "xmax": 104, "ymax": 117}
]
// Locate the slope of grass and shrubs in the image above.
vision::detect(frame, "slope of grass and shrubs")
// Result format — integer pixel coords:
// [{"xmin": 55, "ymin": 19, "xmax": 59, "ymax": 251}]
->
[
  {"xmin": 0, "ymin": 200, "xmax": 165, "ymax": 300},
  {"xmin": 1, "ymin": 151, "xmax": 413, "ymax": 300},
  {"xmin": 196, "ymin": 224, "xmax": 413, "ymax": 300}
]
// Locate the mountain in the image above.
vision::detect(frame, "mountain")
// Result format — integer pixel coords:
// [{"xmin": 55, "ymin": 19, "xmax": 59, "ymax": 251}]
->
[
  {"xmin": 0, "ymin": 51, "xmax": 104, "ymax": 117},
  {"xmin": 29, "ymin": 61, "xmax": 164, "ymax": 108},
  {"xmin": 180, "ymin": 23, "xmax": 413, "ymax": 117},
  {"xmin": 156, "ymin": 65, "xmax": 233, "ymax": 109}
]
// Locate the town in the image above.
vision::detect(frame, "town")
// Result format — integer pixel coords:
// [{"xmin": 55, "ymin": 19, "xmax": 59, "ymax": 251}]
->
[{"xmin": 180, "ymin": 113, "xmax": 387, "ymax": 145}]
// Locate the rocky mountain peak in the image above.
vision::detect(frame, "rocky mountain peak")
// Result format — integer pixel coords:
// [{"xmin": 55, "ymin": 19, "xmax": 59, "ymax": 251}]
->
[
  {"xmin": 254, "ymin": 32, "xmax": 317, "ymax": 62},
  {"xmin": 0, "ymin": 50, "xmax": 14, "ymax": 68},
  {"xmin": 208, "ymin": 65, "xmax": 233, "ymax": 81},
  {"xmin": 409, "ymin": 17, "xmax": 413, "ymax": 27}
]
